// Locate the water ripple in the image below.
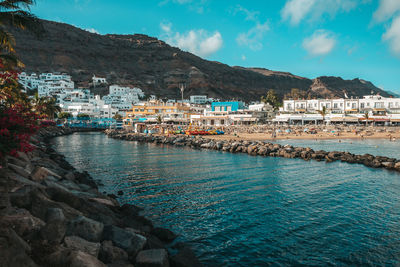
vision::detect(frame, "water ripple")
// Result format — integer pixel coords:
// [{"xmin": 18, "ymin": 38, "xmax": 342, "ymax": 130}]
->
[{"xmin": 52, "ymin": 133, "xmax": 400, "ymax": 266}]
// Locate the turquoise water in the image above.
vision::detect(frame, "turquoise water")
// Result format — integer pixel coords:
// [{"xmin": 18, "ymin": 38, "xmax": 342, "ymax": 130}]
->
[
  {"xmin": 274, "ymin": 139, "xmax": 400, "ymax": 159},
  {"xmin": 52, "ymin": 133, "xmax": 400, "ymax": 266}
]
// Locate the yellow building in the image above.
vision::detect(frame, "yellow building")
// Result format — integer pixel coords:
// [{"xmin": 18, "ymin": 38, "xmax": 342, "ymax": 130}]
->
[{"xmin": 125, "ymin": 100, "xmax": 194, "ymax": 124}]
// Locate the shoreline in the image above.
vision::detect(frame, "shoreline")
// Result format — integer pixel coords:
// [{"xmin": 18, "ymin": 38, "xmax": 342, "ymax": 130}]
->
[
  {"xmin": 0, "ymin": 127, "xmax": 202, "ymax": 267},
  {"xmin": 105, "ymin": 130, "xmax": 400, "ymax": 173}
]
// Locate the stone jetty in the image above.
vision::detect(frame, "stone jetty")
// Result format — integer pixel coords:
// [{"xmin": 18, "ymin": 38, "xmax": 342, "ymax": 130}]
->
[
  {"xmin": 0, "ymin": 127, "xmax": 202, "ymax": 267},
  {"xmin": 105, "ymin": 130, "xmax": 400, "ymax": 173}
]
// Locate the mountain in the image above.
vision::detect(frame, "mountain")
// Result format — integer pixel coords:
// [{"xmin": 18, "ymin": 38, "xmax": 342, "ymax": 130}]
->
[{"xmin": 9, "ymin": 19, "xmax": 391, "ymax": 100}]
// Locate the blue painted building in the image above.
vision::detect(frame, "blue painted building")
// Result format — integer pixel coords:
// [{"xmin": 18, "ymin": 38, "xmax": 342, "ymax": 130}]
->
[{"xmin": 211, "ymin": 101, "xmax": 245, "ymax": 112}]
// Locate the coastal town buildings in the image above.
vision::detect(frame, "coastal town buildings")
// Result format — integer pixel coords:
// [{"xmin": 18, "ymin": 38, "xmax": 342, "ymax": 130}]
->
[
  {"xmin": 92, "ymin": 75, "xmax": 107, "ymax": 85},
  {"xmin": 102, "ymin": 85, "xmax": 144, "ymax": 111},
  {"xmin": 19, "ymin": 72, "xmax": 75, "ymax": 97},
  {"xmin": 276, "ymin": 95, "xmax": 400, "ymax": 125}
]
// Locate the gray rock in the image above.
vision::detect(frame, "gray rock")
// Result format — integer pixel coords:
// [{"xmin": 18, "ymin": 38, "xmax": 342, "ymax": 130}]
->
[
  {"xmin": 40, "ymin": 208, "xmax": 66, "ymax": 244},
  {"xmin": 98, "ymin": 240, "xmax": 128, "ymax": 263},
  {"xmin": 45, "ymin": 249, "xmax": 107, "ymax": 267},
  {"xmin": 67, "ymin": 215, "xmax": 104, "ymax": 242},
  {"xmin": 0, "ymin": 208, "xmax": 45, "ymax": 239},
  {"xmin": 170, "ymin": 247, "xmax": 203, "ymax": 267},
  {"xmin": 0, "ymin": 227, "xmax": 37, "ymax": 267},
  {"xmin": 150, "ymin": 227, "xmax": 177, "ymax": 243},
  {"xmin": 8, "ymin": 163, "xmax": 31, "ymax": 179},
  {"xmin": 136, "ymin": 249, "xmax": 169, "ymax": 267},
  {"xmin": 64, "ymin": 236, "xmax": 101, "ymax": 258},
  {"xmin": 102, "ymin": 225, "xmax": 146, "ymax": 256}
]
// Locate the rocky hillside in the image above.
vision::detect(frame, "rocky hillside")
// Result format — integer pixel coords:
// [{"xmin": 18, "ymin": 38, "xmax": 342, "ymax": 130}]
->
[{"xmin": 10, "ymin": 19, "xmax": 390, "ymax": 100}]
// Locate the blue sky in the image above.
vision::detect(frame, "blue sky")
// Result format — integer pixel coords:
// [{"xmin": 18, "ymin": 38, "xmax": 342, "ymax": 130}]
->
[{"xmin": 32, "ymin": 0, "xmax": 400, "ymax": 92}]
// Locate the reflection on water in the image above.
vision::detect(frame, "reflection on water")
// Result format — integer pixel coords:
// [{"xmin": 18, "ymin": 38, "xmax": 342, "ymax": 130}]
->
[{"xmin": 52, "ymin": 133, "xmax": 400, "ymax": 266}]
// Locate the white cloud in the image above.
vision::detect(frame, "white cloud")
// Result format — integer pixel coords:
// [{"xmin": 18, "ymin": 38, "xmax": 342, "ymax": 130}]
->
[
  {"xmin": 383, "ymin": 15, "xmax": 400, "ymax": 55},
  {"xmin": 160, "ymin": 22, "xmax": 172, "ymax": 33},
  {"xmin": 282, "ymin": 0, "xmax": 316, "ymax": 25},
  {"xmin": 303, "ymin": 30, "xmax": 336, "ymax": 56},
  {"xmin": 85, "ymin": 28, "xmax": 99, "ymax": 34},
  {"xmin": 236, "ymin": 21, "xmax": 270, "ymax": 51},
  {"xmin": 161, "ymin": 23, "xmax": 223, "ymax": 57},
  {"xmin": 241, "ymin": 55, "xmax": 247, "ymax": 61},
  {"xmin": 281, "ymin": 0, "xmax": 362, "ymax": 25},
  {"xmin": 234, "ymin": 5, "xmax": 260, "ymax": 21},
  {"xmin": 373, "ymin": 0, "xmax": 400, "ymax": 22}
]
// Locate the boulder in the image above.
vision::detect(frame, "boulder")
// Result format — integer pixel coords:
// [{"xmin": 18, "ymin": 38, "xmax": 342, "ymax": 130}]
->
[
  {"xmin": 150, "ymin": 227, "xmax": 177, "ymax": 243},
  {"xmin": 45, "ymin": 249, "xmax": 107, "ymax": 267},
  {"xmin": 0, "ymin": 208, "xmax": 45, "ymax": 239},
  {"xmin": 67, "ymin": 216, "xmax": 104, "ymax": 242},
  {"xmin": 170, "ymin": 247, "xmax": 203, "ymax": 267},
  {"xmin": 31, "ymin": 166, "xmax": 61, "ymax": 181},
  {"xmin": 102, "ymin": 225, "xmax": 146, "ymax": 256},
  {"xmin": 98, "ymin": 240, "xmax": 129, "ymax": 263},
  {"xmin": 136, "ymin": 249, "xmax": 169, "ymax": 267},
  {"xmin": 64, "ymin": 236, "xmax": 101, "ymax": 258},
  {"xmin": 0, "ymin": 227, "xmax": 37, "ymax": 267},
  {"xmin": 8, "ymin": 163, "xmax": 31, "ymax": 179},
  {"xmin": 40, "ymin": 208, "xmax": 66, "ymax": 244}
]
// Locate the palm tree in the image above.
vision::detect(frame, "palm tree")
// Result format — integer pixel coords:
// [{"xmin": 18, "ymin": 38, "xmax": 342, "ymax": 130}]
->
[
  {"xmin": 42, "ymin": 97, "xmax": 61, "ymax": 120},
  {"xmin": 0, "ymin": 0, "xmax": 43, "ymax": 69},
  {"xmin": 364, "ymin": 111, "xmax": 370, "ymax": 126},
  {"xmin": 317, "ymin": 106, "xmax": 327, "ymax": 125}
]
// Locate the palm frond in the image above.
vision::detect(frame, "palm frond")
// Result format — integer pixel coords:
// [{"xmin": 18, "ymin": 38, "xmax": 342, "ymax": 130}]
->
[
  {"xmin": 0, "ymin": 0, "xmax": 35, "ymax": 11},
  {"xmin": 0, "ymin": 27, "xmax": 15, "ymax": 52},
  {"xmin": 0, "ymin": 10, "xmax": 44, "ymax": 36},
  {"xmin": 0, "ymin": 53, "xmax": 23, "ymax": 69}
]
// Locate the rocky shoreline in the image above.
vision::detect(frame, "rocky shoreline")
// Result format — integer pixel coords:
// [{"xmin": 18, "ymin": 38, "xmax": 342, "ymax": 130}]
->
[
  {"xmin": 0, "ymin": 127, "xmax": 202, "ymax": 267},
  {"xmin": 105, "ymin": 130, "xmax": 400, "ymax": 173}
]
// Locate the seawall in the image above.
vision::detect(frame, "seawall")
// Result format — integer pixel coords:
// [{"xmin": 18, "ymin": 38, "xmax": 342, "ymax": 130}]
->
[
  {"xmin": 105, "ymin": 130, "xmax": 400, "ymax": 173},
  {"xmin": 0, "ymin": 127, "xmax": 202, "ymax": 267}
]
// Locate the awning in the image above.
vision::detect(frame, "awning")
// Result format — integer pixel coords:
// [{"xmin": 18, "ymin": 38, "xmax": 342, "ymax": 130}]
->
[
  {"xmin": 373, "ymin": 118, "xmax": 389, "ymax": 122},
  {"xmin": 343, "ymin": 117, "xmax": 359, "ymax": 122},
  {"xmin": 373, "ymin": 108, "xmax": 386, "ymax": 111},
  {"xmin": 390, "ymin": 119, "xmax": 400, "ymax": 122},
  {"xmin": 330, "ymin": 117, "xmax": 344, "ymax": 122}
]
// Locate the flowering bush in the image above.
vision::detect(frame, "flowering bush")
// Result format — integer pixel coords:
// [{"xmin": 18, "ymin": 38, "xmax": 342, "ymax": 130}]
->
[
  {"xmin": 1, "ymin": 64, "xmax": 40, "ymax": 161},
  {"xmin": 0, "ymin": 103, "xmax": 40, "ymax": 159}
]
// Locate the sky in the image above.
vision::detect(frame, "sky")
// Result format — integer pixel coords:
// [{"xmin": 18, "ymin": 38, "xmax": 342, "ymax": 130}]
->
[{"xmin": 31, "ymin": 0, "xmax": 400, "ymax": 93}]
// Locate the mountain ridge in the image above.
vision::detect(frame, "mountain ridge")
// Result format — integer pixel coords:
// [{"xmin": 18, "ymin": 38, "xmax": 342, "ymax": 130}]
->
[{"xmin": 9, "ymin": 19, "xmax": 391, "ymax": 100}]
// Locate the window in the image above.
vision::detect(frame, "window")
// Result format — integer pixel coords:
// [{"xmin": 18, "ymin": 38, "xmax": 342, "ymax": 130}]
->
[
  {"xmin": 334, "ymin": 103, "xmax": 338, "ymax": 108},
  {"xmin": 360, "ymin": 103, "xmax": 365, "ymax": 108},
  {"xmin": 352, "ymin": 103, "xmax": 356, "ymax": 108},
  {"xmin": 375, "ymin": 102, "xmax": 384, "ymax": 108},
  {"xmin": 347, "ymin": 103, "xmax": 350, "ymax": 107},
  {"xmin": 221, "ymin": 120, "xmax": 225, "ymax": 125}
]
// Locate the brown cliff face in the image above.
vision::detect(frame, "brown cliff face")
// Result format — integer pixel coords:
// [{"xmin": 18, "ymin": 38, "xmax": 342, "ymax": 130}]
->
[{"xmin": 10, "ymin": 19, "xmax": 390, "ymax": 100}]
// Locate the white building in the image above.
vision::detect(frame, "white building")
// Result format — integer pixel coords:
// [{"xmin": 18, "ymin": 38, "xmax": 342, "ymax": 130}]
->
[
  {"xmin": 103, "ymin": 85, "xmax": 145, "ymax": 112},
  {"xmin": 190, "ymin": 95, "xmax": 208, "ymax": 104},
  {"xmin": 92, "ymin": 75, "xmax": 107, "ymax": 85},
  {"xmin": 282, "ymin": 95, "xmax": 400, "ymax": 114},
  {"xmin": 19, "ymin": 72, "xmax": 74, "ymax": 97}
]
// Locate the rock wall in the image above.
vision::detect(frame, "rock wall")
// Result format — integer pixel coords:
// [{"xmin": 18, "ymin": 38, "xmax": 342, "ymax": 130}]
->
[
  {"xmin": 106, "ymin": 130, "xmax": 400, "ymax": 172},
  {"xmin": 0, "ymin": 127, "xmax": 202, "ymax": 267}
]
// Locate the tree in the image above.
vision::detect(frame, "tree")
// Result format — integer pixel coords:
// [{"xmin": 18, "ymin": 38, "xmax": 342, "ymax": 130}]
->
[
  {"xmin": 317, "ymin": 106, "xmax": 328, "ymax": 125},
  {"xmin": 77, "ymin": 113, "xmax": 90, "ymax": 119},
  {"xmin": 261, "ymin": 89, "xmax": 281, "ymax": 110},
  {"xmin": 113, "ymin": 113, "xmax": 123, "ymax": 120},
  {"xmin": 58, "ymin": 112, "xmax": 72, "ymax": 120},
  {"xmin": 0, "ymin": 0, "xmax": 44, "ymax": 69},
  {"xmin": 156, "ymin": 114, "xmax": 163, "ymax": 124},
  {"xmin": 364, "ymin": 111, "xmax": 370, "ymax": 126}
]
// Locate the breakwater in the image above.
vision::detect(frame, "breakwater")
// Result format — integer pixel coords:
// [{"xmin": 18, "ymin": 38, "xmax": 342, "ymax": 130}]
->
[
  {"xmin": 0, "ymin": 127, "xmax": 201, "ymax": 267},
  {"xmin": 106, "ymin": 130, "xmax": 400, "ymax": 173}
]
